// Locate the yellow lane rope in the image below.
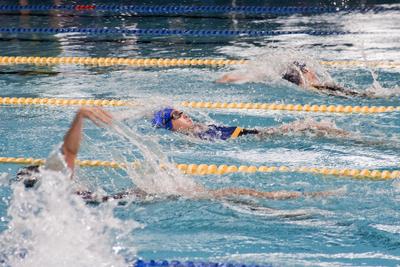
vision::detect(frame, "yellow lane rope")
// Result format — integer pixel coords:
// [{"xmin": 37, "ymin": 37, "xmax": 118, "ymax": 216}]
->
[
  {"xmin": 0, "ymin": 56, "xmax": 399, "ymax": 68},
  {"xmin": 0, "ymin": 56, "xmax": 244, "ymax": 67},
  {"xmin": 1, "ymin": 97, "xmax": 399, "ymax": 114},
  {"xmin": 181, "ymin": 101, "xmax": 399, "ymax": 113},
  {"xmin": 0, "ymin": 97, "xmax": 130, "ymax": 107},
  {"xmin": 319, "ymin": 60, "xmax": 400, "ymax": 69},
  {"xmin": 1, "ymin": 157, "xmax": 399, "ymax": 180}
]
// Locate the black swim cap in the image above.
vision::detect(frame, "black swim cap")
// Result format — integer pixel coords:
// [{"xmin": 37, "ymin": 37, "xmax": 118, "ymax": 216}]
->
[
  {"xmin": 282, "ymin": 66, "xmax": 302, "ymax": 86},
  {"xmin": 16, "ymin": 165, "xmax": 40, "ymax": 188},
  {"xmin": 282, "ymin": 61, "xmax": 308, "ymax": 86}
]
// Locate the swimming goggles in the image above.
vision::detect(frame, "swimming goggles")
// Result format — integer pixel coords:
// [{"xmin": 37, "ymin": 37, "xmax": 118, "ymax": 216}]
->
[
  {"xmin": 293, "ymin": 61, "xmax": 308, "ymax": 73},
  {"xmin": 164, "ymin": 111, "xmax": 183, "ymax": 125}
]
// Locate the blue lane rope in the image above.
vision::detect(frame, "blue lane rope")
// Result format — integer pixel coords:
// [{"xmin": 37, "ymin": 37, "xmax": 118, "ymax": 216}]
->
[
  {"xmin": 0, "ymin": 27, "xmax": 353, "ymax": 37},
  {"xmin": 0, "ymin": 5, "xmax": 398, "ymax": 15},
  {"xmin": 134, "ymin": 260, "xmax": 272, "ymax": 267}
]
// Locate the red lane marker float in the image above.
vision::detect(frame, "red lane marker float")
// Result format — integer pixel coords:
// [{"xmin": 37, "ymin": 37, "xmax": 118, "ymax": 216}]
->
[{"xmin": 74, "ymin": 5, "xmax": 96, "ymax": 11}]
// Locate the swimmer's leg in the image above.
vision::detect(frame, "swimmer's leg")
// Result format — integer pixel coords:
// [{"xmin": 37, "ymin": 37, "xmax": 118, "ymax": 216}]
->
[
  {"xmin": 258, "ymin": 120, "xmax": 395, "ymax": 147},
  {"xmin": 311, "ymin": 84, "xmax": 373, "ymax": 98},
  {"xmin": 208, "ymin": 188, "xmax": 335, "ymax": 200},
  {"xmin": 209, "ymin": 188, "xmax": 301, "ymax": 199},
  {"xmin": 256, "ymin": 120, "xmax": 352, "ymax": 139},
  {"xmin": 275, "ymin": 119, "xmax": 352, "ymax": 138}
]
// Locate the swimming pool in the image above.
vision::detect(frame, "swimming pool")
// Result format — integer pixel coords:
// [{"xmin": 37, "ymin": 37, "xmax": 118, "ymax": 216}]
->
[{"xmin": 0, "ymin": 0, "xmax": 399, "ymax": 266}]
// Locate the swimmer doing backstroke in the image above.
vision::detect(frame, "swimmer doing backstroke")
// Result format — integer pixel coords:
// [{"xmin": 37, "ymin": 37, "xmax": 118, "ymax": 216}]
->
[
  {"xmin": 16, "ymin": 107, "xmax": 335, "ymax": 203},
  {"xmin": 152, "ymin": 107, "xmax": 351, "ymax": 141}
]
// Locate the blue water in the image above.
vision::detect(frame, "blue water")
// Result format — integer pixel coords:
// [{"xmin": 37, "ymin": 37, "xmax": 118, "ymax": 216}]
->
[{"xmin": 0, "ymin": 0, "xmax": 399, "ymax": 266}]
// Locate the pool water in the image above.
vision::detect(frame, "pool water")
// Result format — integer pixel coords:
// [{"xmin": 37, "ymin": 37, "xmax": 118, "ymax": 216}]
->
[{"xmin": 0, "ymin": 0, "xmax": 399, "ymax": 266}]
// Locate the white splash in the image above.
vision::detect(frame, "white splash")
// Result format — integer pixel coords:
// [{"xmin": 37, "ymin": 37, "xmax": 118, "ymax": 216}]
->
[
  {"xmin": 372, "ymin": 224, "xmax": 400, "ymax": 234},
  {"xmin": 0, "ymin": 169, "xmax": 139, "ymax": 267},
  {"xmin": 216, "ymin": 47, "xmax": 334, "ymax": 85},
  {"xmin": 109, "ymin": 119, "xmax": 205, "ymax": 198},
  {"xmin": 365, "ymin": 82, "xmax": 400, "ymax": 98}
]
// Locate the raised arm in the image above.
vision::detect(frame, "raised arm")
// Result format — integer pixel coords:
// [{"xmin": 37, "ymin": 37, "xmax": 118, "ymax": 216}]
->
[{"xmin": 62, "ymin": 107, "xmax": 112, "ymax": 171}]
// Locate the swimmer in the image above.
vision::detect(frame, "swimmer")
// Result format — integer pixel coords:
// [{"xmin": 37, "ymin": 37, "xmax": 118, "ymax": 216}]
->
[
  {"xmin": 152, "ymin": 107, "xmax": 352, "ymax": 141},
  {"xmin": 16, "ymin": 107, "xmax": 335, "ymax": 203},
  {"xmin": 217, "ymin": 61, "xmax": 374, "ymax": 98}
]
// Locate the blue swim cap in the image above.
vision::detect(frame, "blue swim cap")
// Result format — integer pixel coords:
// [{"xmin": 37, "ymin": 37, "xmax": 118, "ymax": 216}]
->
[{"xmin": 152, "ymin": 108, "xmax": 174, "ymax": 130}]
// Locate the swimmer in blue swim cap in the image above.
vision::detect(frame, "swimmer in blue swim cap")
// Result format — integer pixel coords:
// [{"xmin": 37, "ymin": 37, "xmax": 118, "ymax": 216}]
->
[
  {"xmin": 217, "ymin": 60, "xmax": 374, "ymax": 98},
  {"xmin": 15, "ymin": 107, "xmax": 336, "ymax": 203},
  {"xmin": 152, "ymin": 107, "xmax": 352, "ymax": 141},
  {"xmin": 151, "ymin": 107, "xmax": 175, "ymax": 130}
]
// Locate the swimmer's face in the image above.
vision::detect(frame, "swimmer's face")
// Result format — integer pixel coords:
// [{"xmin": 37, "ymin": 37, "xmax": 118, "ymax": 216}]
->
[
  {"xmin": 170, "ymin": 110, "xmax": 193, "ymax": 131},
  {"xmin": 300, "ymin": 68, "xmax": 319, "ymax": 87}
]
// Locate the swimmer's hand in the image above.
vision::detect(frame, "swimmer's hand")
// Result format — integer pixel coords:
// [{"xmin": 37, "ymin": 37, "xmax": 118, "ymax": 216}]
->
[{"xmin": 77, "ymin": 107, "xmax": 113, "ymax": 126}]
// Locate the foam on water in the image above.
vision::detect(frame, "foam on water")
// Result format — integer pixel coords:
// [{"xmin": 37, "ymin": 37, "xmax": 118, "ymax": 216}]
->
[
  {"xmin": 365, "ymin": 78, "xmax": 400, "ymax": 98},
  {"xmin": 218, "ymin": 45, "xmax": 399, "ymax": 99},
  {"xmin": 0, "ymin": 107, "xmax": 217, "ymax": 266},
  {"xmin": 216, "ymin": 48, "xmax": 333, "ymax": 85},
  {"xmin": 109, "ymin": 117, "xmax": 205, "ymax": 198},
  {"xmin": 0, "ymin": 169, "xmax": 140, "ymax": 267},
  {"xmin": 371, "ymin": 224, "xmax": 400, "ymax": 234}
]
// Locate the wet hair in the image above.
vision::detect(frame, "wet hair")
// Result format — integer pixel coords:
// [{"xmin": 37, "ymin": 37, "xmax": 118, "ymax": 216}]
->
[
  {"xmin": 282, "ymin": 61, "xmax": 308, "ymax": 86},
  {"xmin": 16, "ymin": 165, "xmax": 40, "ymax": 188},
  {"xmin": 282, "ymin": 66, "xmax": 302, "ymax": 86}
]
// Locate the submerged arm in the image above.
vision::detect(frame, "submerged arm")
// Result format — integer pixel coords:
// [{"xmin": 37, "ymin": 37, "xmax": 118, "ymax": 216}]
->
[{"xmin": 216, "ymin": 73, "xmax": 245, "ymax": 83}]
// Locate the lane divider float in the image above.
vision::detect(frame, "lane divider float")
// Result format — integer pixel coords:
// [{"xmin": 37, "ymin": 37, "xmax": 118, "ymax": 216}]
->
[
  {"xmin": 134, "ymin": 259, "xmax": 269, "ymax": 267},
  {"xmin": 0, "ymin": 56, "xmax": 398, "ymax": 69},
  {"xmin": 180, "ymin": 101, "xmax": 399, "ymax": 114},
  {"xmin": 0, "ymin": 27, "xmax": 353, "ymax": 37},
  {"xmin": 0, "ymin": 5, "xmax": 398, "ymax": 15},
  {"xmin": 0, "ymin": 56, "xmax": 244, "ymax": 67},
  {"xmin": 0, "ymin": 156, "xmax": 398, "ymax": 180},
  {"xmin": 0, "ymin": 97, "xmax": 399, "ymax": 114}
]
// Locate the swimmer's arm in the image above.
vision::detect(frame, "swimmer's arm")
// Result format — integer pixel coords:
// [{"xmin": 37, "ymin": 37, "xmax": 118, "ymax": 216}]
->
[
  {"xmin": 62, "ymin": 107, "xmax": 113, "ymax": 171},
  {"xmin": 216, "ymin": 73, "xmax": 245, "ymax": 83}
]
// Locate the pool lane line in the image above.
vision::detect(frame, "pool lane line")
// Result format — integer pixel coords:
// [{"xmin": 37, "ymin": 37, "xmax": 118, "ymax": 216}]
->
[
  {"xmin": 1, "ymin": 156, "xmax": 398, "ymax": 180},
  {"xmin": 134, "ymin": 259, "xmax": 271, "ymax": 267},
  {"xmin": 0, "ymin": 56, "xmax": 245, "ymax": 67},
  {"xmin": 0, "ymin": 56, "xmax": 398, "ymax": 69},
  {"xmin": 0, "ymin": 4, "xmax": 398, "ymax": 15},
  {"xmin": 0, "ymin": 27, "xmax": 355, "ymax": 37},
  {"xmin": 181, "ymin": 101, "xmax": 400, "ymax": 114},
  {"xmin": 0, "ymin": 97, "xmax": 399, "ymax": 114}
]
